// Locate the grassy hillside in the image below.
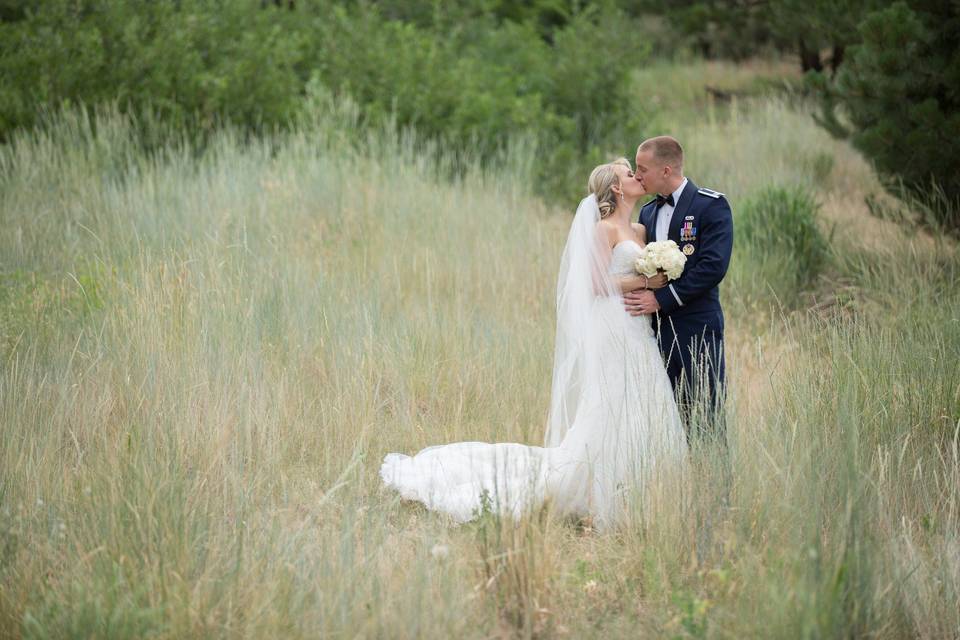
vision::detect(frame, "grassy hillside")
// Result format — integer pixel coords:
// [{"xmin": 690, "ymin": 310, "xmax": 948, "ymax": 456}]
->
[{"xmin": 1, "ymin": 65, "xmax": 958, "ymax": 638}]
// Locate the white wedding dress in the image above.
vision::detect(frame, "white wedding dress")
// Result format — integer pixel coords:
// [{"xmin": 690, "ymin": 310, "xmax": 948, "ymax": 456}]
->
[{"xmin": 380, "ymin": 198, "xmax": 687, "ymax": 530}]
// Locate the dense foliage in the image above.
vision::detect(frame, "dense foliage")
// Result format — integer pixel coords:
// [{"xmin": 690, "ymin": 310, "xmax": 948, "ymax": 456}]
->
[
  {"xmin": 0, "ymin": 0, "xmax": 649, "ymax": 201},
  {"xmin": 827, "ymin": 1, "xmax": 960, "ymax": 227},
  {"xmin": 631, "ymin": 0, "xmax": 959, "ymax": 226},
  {"xmin": 2, "ymin": 0, "xmax": 956, "ymax": 216},
  {"xmin": 627, "ymin": 0, "xmax": 877, "ymax": 71},
  {"xmin": 736, "ymin": 186, "xmax": 828, "ymax": 304}
]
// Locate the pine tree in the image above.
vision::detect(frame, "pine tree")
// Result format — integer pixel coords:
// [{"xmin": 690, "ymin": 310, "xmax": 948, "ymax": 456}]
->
[{"xmin": 829, "ymin": 1, "xmax": 960, "ymax": 224}]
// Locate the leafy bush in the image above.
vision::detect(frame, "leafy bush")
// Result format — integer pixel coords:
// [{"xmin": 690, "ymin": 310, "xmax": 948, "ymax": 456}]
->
[
  {"xmin": 0, "ymin": 0, "xmax": 650, "ymax": 203},
  {"xmin": 0, "ymin": 0, "xmax": 305, "ymax": 134},
  {"xmin": 625, "ymin": 0, "xmax": 959, "ymax": 231},
  {"xmin": 736, "ymin": 186, "xmax": 829, "ymax": 305}
]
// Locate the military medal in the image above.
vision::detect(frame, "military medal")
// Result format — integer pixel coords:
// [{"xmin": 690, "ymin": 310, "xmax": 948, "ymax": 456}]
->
[{"xmin": 682, "ymin": 243, "xmax": 695, "ymax": 256}]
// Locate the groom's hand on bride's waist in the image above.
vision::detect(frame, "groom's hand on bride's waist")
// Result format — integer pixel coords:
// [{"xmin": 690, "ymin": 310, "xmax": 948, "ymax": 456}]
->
[{"xmin": 624, "ymin": 290, "xmax": 660, "ymax": 316}]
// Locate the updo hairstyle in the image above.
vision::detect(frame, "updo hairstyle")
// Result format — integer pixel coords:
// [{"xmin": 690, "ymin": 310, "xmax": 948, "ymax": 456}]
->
[{"xmin": 587, "ymin": 157, "xmax": 631, "ymax": 219}]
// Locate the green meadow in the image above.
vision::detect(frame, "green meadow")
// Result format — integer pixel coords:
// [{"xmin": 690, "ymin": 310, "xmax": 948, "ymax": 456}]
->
[{"xmin": 1, "ymin": 60, "xmax": 958, "ymax": 638}]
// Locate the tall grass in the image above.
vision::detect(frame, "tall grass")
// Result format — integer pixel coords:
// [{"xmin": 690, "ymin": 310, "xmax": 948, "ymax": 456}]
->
[{"xmin": 1, "ymin": 90, "xmax": 958, "ymax": 638}]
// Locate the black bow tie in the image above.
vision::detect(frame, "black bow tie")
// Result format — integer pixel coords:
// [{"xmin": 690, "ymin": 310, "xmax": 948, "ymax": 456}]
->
[{"xmin": 655, "ymin": 193, "xmax": 675, "ymax": 209}]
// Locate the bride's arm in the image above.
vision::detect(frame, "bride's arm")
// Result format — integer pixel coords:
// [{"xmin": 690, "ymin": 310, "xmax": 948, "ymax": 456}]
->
[
  {"xmin": 617, "ymin": 272, "xmax": 667, "ymax": 293},
  {"xmin": 618, "ymin": 227, "xmax": 665, "ymax": 293},
  {"xmin": 618, "ymin": 274, "xmax": 647, "ymax": 293},
  {"xmin": 595, "ymin": 222, "xmax": 668, "ymax": 293}
]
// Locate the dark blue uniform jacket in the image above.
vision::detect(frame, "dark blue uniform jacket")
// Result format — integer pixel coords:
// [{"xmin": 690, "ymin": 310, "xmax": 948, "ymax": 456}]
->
[{"xmin": 638, "ymin": 179, "xmax": 733, "ymax": 332}]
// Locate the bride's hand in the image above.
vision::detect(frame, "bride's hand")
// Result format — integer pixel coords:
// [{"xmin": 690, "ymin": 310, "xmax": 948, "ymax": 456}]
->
[{"xmin": 646, "ymin": 273, "xmax": 668, "ymax": 289}]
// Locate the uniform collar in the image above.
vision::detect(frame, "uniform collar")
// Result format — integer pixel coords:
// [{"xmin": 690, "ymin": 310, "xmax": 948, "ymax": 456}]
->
[{"xmin": 668, "ymin": 177, "xmax": 688, "ymax": 207}]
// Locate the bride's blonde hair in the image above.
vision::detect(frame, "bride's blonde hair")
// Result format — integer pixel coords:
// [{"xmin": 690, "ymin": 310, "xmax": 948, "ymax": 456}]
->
[{"xmin": 588, "ymin": 158, "xmax": 631, "ymax": 219}]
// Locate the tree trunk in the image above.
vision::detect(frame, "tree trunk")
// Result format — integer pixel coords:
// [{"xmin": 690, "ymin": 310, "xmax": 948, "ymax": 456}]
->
[
  {"xmin": 799, "ymin": 38, "xmax": 823, "ymax": 73},
  {"xmin": 830, "ymin": 44, "xmax": 846, "ymax": 75},
  {"xmin": 698, "ymin": 38, "xmax": 713, "ymax": 59}
]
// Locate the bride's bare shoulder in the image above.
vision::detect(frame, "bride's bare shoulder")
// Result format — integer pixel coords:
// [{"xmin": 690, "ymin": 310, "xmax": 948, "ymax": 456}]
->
[
  {"xmin": 630, "ymin": 223, "xmax": 647, "ymax": 244},
  {"xmin": 597, "ymin": 218, "xmax": 619, "ymax": 246}
]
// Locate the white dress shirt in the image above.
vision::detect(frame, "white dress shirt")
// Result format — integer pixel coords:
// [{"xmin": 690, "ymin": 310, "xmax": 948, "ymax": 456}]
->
[
  {"xmin": 654, "ymin": 177, "xmax": 688, "ymax": 308},
  {"xmin": 655, "ymin": 177, "xmax": 688, "ymax": 242}
]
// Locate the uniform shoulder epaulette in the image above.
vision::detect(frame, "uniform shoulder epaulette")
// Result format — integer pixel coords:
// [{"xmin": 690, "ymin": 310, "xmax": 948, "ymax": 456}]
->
[{"xmin": 697, "ymin": 187, "xmax": 725, "ymax": 199}]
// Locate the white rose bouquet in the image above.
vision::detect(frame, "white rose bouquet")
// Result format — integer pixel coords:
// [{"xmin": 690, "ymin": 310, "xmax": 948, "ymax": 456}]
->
[{"xmin": 634, "ymin": 240, "xmax": 687, "ymax": 281}]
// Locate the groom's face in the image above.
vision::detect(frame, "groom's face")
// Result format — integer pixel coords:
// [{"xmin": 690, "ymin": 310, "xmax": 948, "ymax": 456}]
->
[{"xmin": 634, "ymin": 148, "xmax": 669, "ymax": 195}]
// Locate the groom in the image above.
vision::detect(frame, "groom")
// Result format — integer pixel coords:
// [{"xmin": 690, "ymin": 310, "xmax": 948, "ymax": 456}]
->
[{"xmin": 624, "ymin": 136, "xmax": 733, "ymax": 443}]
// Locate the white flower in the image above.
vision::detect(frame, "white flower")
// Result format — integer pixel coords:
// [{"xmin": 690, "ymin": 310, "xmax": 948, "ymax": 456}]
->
[
  {"xmin": 634, "ymin": 240, "xmax": 687, "ymax": 280},
  {"xmin": 430, "ymin": 543, "xmax": 449, "ymax": 560}
]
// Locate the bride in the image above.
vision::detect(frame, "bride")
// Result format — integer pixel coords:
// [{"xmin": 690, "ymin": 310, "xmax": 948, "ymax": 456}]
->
[{"xmin": 380, "ymin": 158, "xmax": 687, "ymax": 529}]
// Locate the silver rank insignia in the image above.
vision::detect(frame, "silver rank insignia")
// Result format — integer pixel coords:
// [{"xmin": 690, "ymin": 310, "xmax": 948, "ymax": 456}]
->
[{"xmin": 697, "ymin": 187, "xmax": 724, "ymax": 199}]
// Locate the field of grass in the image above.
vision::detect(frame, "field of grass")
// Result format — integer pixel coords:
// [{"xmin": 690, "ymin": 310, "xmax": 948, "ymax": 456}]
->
[{"xmin": 1, "ymin": 62, "xmax": 958, "ymax": 638}]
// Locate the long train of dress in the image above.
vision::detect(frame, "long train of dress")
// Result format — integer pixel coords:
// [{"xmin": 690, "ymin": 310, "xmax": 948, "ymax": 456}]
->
[{"xmin": 380, "ymin": 241, "xmax": 686, "ymax": 529}]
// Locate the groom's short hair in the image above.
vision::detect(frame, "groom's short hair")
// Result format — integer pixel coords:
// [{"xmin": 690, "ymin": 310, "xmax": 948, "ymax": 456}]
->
[{"xmin": 639, "ymin": 136, "xmax": 684, "ymax": 170}]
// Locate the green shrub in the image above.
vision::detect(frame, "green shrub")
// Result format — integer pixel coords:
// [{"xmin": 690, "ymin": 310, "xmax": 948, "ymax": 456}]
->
[
  {"xmin": 0, "ymin": 0, "xmax": 305, "ymax": 134},
  {"xmin": 0, "ymin": 0, "xmax": 651, "ymax": 204},
  {"xmin": 736, "ymin": 186, "xmax": 829, "ymax": 305},
  {"xmin": 299, "ymin": 3, "xmax": 648, "ymax": 202}
]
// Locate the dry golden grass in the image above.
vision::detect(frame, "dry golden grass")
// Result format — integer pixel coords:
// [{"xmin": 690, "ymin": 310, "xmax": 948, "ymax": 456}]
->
[{"xmin": 1, "ymin": 85, "xmax": 957, "ymax": 638}]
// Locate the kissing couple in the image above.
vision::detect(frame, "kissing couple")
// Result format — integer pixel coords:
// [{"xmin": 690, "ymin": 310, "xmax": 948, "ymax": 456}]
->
[{"xmin": 381, "ymin": 135, "xmax": 734, "ymax": 530}]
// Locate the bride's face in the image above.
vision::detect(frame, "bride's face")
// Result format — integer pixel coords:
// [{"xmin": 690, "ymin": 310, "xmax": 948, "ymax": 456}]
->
[{"xmin": 615, "ymin": 164, "xmax": 646, "ymax": 200}]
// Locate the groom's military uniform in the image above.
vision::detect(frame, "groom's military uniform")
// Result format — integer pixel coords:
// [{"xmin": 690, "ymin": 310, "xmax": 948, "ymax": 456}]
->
[{"xmin": 639, "ymin": 179, "xmax": 733, "ymax": 442}]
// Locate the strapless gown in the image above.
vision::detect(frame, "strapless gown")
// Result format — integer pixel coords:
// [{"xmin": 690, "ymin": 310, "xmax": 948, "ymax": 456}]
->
[{"xmin": 380, "ymin": 241, "xmax": 686, "ymax": 529}]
